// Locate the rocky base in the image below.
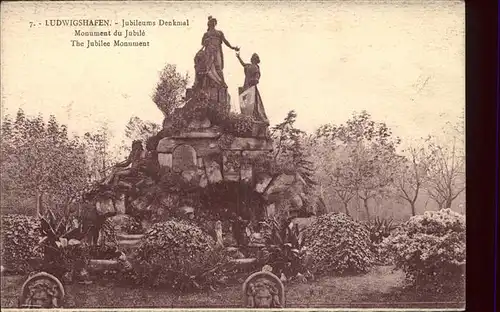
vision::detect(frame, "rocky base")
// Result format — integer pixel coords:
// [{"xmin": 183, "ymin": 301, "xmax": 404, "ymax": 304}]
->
[{"xmin": 156, "ymin": 128, "xmax": 274, "ymax": 191}]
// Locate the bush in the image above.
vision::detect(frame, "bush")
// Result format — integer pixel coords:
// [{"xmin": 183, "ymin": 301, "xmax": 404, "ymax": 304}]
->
[
  {"xmin": 382, "ymin": 209, "xmax": 465, "ymax": 293},
  {"xmin": 364, "ymin": 217, "xmax": 397, "ymax": 265},
  {"xmin": 257, "ymin": 217, "xmax": 309, "ymax": 279},
  {"xmin": 221, "ymin": 113, "xmax": 255, "ymax": 137},
  {"xmin": 302, "ymin": 212, "xmax": 375, "ymax": 275},
  {"xmin": 119, "ymin": 216, "xmax": 144, "ymax": 234},
  {"xmin": 130, "ymin": 220, "xmax": 229, "ymax": 292},
  {"xmin": 0, "ymin": 214, "xmax": 42, "ymax": 274}
]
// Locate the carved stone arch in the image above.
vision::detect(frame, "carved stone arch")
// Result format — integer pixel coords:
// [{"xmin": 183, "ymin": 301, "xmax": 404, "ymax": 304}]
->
[{"xmin": 172, "ymin": 144, "xmax": 197, "ymax": 173}]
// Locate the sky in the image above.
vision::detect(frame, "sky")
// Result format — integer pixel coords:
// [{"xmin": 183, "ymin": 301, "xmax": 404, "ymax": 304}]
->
[{"xmin": 1, "ymin": 0, "xmax": 465, "ymax": 149}]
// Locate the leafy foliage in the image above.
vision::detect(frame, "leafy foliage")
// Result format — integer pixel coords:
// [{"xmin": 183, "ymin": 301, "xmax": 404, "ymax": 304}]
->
[
  {"xmin": 364, "ymin": 216, "xmax": 397, "ymax": 265},
  {"xmin": 1, "ymin": 110, "xmax": 120, "ymax": 217},
  {"xmin": 309, "ymin": 140, "xmax": 357, "ymax": 216},
  {"xmin": 366, "ymin": 216, "xmax": 396, "ymax": 244},
  {"xmin": 302, "ymin": 212, "xmax": 375, "ymax": 275},
  {"xmin": 424, "ymin": 138, "xmax": 465, "ymax": 209},
  {"xmin": 152, "ymin": 64, "xmax": 252, "ymax": 137},
  {"xmin": 271, "ymin": 111, "xmax": 315, "ymax": 188},
  {"xmin": 32, "ymin": 205, "xmax": 119, "ymax": 280},
  {"xmin": 382, "ymin": 209, "xmax": 465, "ymax": 292},
  {"xmin": 1, "ymin": 110, "xmax": 88, "ymax": 214},
  {"xmin": 119, "ymin": 215, "xmax": 144, "ymax": 235},
  {"xmin": 131, "ymin": 220, "xmax": 229, "ymax": 292},
  {"xmin": 220, "ymin": 113, "xmax": 256, "ymax": 137},
  {"xmin": 393, "ymin": 143, "xmax": 430, "ymax": 216},
  {"xmin": 241, "ymin": 111, "xmax": 320, "ymax": 219},
  {"xmin": 0, "ymin": 214, "xmax": 42, "ymax": 274},
  {"xmin": 152, "ymin": 64, "xmax": 189, "ymax": 118},
  {"xmin": 161, "ymin": 87, "xmax": 255, "ymax": 138},
  {"xmin": 82, "ymin": 124, "xmax": 117, "ymax": 183},
  {"xmin": 98, "ymin": 219, "xmax": 119, "ymax": 246},
  {"xmin": 121, "ymin": 117, "xmax": 161, "ymax": 156},
  {"xmin": 313, "ymin": 111, "xmax": 401, "ymax": 220},
  {"xmin": 258, "ymin": 217, "xmax": 309, "ymax": 279},
  {"xmin": 33, "ymin": 209, "xmax": 90, "ymax": 280}
]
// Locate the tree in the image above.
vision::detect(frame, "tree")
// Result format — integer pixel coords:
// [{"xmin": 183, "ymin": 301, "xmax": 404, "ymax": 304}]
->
[
  {"xmin": 393, "ymin": 143, "xmax": 430, "ymax": 216},
  {"xmin": 152, "ymin": 64, "xmax": 189, "ymax": 118},
  {"xmin": 82, "ymin": 124, "xmax": 116, "ymax": 183},
  {"xmin": 315, "ymin": 111, "xmax": 401, "ymax": 221},
  {"xmin": 309, "ymin": 141, "xmax": 356, "ymax": 216},
  {"xmin": 124, "ymin": 116, "xmax": 161, "ymax": 143},
  {"xmin": 247, "ymin": 111, "xmax": 317, "ymax": 218},
  {"xmin": 270, "ymin": 110, "xmax": 315, "ymax": 188},
  {"xmin": 425, "ymin": 137, "xmax": 465, "ymax": 209},
  {"xmin": 1, "ymin": 109, "xmax": 87, "ymax": 214}
]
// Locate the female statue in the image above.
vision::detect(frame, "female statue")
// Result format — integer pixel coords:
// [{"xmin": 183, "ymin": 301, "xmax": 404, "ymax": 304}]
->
[
  {"xmin": 236, "ymin": 51, "xmax": 269, "ymax": 124},
  {"xmin": 200, "ymin": 16, "xmax": 239, "ymax": 87}
]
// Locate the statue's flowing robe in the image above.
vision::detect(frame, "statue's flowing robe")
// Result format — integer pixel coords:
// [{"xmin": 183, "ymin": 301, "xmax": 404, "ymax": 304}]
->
[
  {"xmin": 202, "ymin": 29, "xmax": 226, "ymax": 86},
  {"xmin": 239, "ymin": 63, "xmax": 269, "ymax": 124}
]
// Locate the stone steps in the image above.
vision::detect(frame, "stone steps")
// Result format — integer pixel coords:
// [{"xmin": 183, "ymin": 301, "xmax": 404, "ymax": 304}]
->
[
  {"xmin": 116, "ymin": 233, "xmax": 144, "ymax": 240},
  {"xmin": 116, "ymin": 233, "xmax": 144, "ymax": 251},
  {"xmin": 117, "ymin": 239, "xmax": 142, "ymax": 247},
  {"xmin": 88, "ymin": 259, "xmax": 119, "ymax": 272},
  {"xmin": 230, "ymin": 258, "xmax": 257, "ymax": 265}
]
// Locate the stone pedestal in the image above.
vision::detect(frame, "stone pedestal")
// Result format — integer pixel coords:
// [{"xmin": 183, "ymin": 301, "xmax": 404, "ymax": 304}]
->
[
  {"xmin": 186, "ymin": 87, "xmax": 229, "ymax": 106},
  {"xmin": 156, "ymin": 129, "xmax": 273, "ymax": 188}
]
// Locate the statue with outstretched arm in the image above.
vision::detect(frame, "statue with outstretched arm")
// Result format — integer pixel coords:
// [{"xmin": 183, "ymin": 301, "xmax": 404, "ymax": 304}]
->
[{"xmin": 201, "ymin": 16, "xmax": 239, "ymax": 87}]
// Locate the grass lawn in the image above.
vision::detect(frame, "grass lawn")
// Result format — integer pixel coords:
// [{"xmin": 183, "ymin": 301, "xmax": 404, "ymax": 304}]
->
[{"xmin": 1, "ymin": 265, "xmax": 464, "ymax": 309}]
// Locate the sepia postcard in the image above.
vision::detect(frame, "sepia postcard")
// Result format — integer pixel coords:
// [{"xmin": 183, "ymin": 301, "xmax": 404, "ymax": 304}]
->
[{"xmin": 1, "ymin": 0, "xmax": 465, "ymax": 310}]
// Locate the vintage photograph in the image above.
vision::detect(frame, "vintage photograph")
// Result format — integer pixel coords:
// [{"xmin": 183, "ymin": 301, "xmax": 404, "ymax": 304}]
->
[{"xmin": 1, "ymin": 0, "xmax": 465, "ymax": 309}]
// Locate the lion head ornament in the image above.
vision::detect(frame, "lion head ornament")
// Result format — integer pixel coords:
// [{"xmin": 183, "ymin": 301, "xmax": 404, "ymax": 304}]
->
[{"xmin": 242, "ymin": 271, "xmax": 284, "ymax": 308}]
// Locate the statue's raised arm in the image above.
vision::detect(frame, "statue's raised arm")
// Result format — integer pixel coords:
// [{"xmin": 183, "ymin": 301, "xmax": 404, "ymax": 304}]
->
[
  {"xmin": 238, "ymin": 52, "xmax": 262, "ymax": 90},
  {"xmin": 236, "ymin": 51, "xmax": 246, "ymax": 67},
  {"xmin": 237, "ymin": 51, "xmax": 269, "ymax": 127}
]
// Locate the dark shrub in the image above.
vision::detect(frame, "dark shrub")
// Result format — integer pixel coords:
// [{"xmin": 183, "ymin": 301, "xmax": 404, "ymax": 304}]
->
[
  {"xmin": 302, "ymin": 212, "xmax": 375, "ymax": 275},
  {"xmin": 130, "ymin": 220, "xmax": 229, "ymax": 292},
  {"xmin": 0, "ymin": 214, "xmax": 41, "ymax": 274}
]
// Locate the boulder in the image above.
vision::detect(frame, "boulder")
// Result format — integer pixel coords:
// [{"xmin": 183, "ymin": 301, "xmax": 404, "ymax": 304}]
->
[
  {"xmin": 157, "ymin": 138, "xmax": 177, "ymax": 153},
  {"xmin": 291, "ymin": 194, "xmax": 303, "ymax": 209},
  {"xmin": 158, "ymin": 153, "xmax": 173, "ymax": 167},
  {"xmin": 198, "ymin": 168, "xmax": 208, "ymax": 188},
  {"xmin": 229, "ymin": 138, "xmax": 273, "ymax": 151},
  {"xmin": 255, "ymin": 174, "xmax": 273, "ymax": 193},
  {"xmin": 181, "ymin": 169, "xmax": 197, "ymax": 183},
  {"xmin": 264, "ymin": 174, "xmax": 295, "ymax": 195},
  {"xmin": 188, "ymin": 117, "xmax": 211, "ymax": 129}
]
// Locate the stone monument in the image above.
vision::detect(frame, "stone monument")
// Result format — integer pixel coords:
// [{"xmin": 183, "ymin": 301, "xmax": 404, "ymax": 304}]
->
[{"xmin": 157, "ymin": 16, "xmax": 274, "ymax": 192}]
